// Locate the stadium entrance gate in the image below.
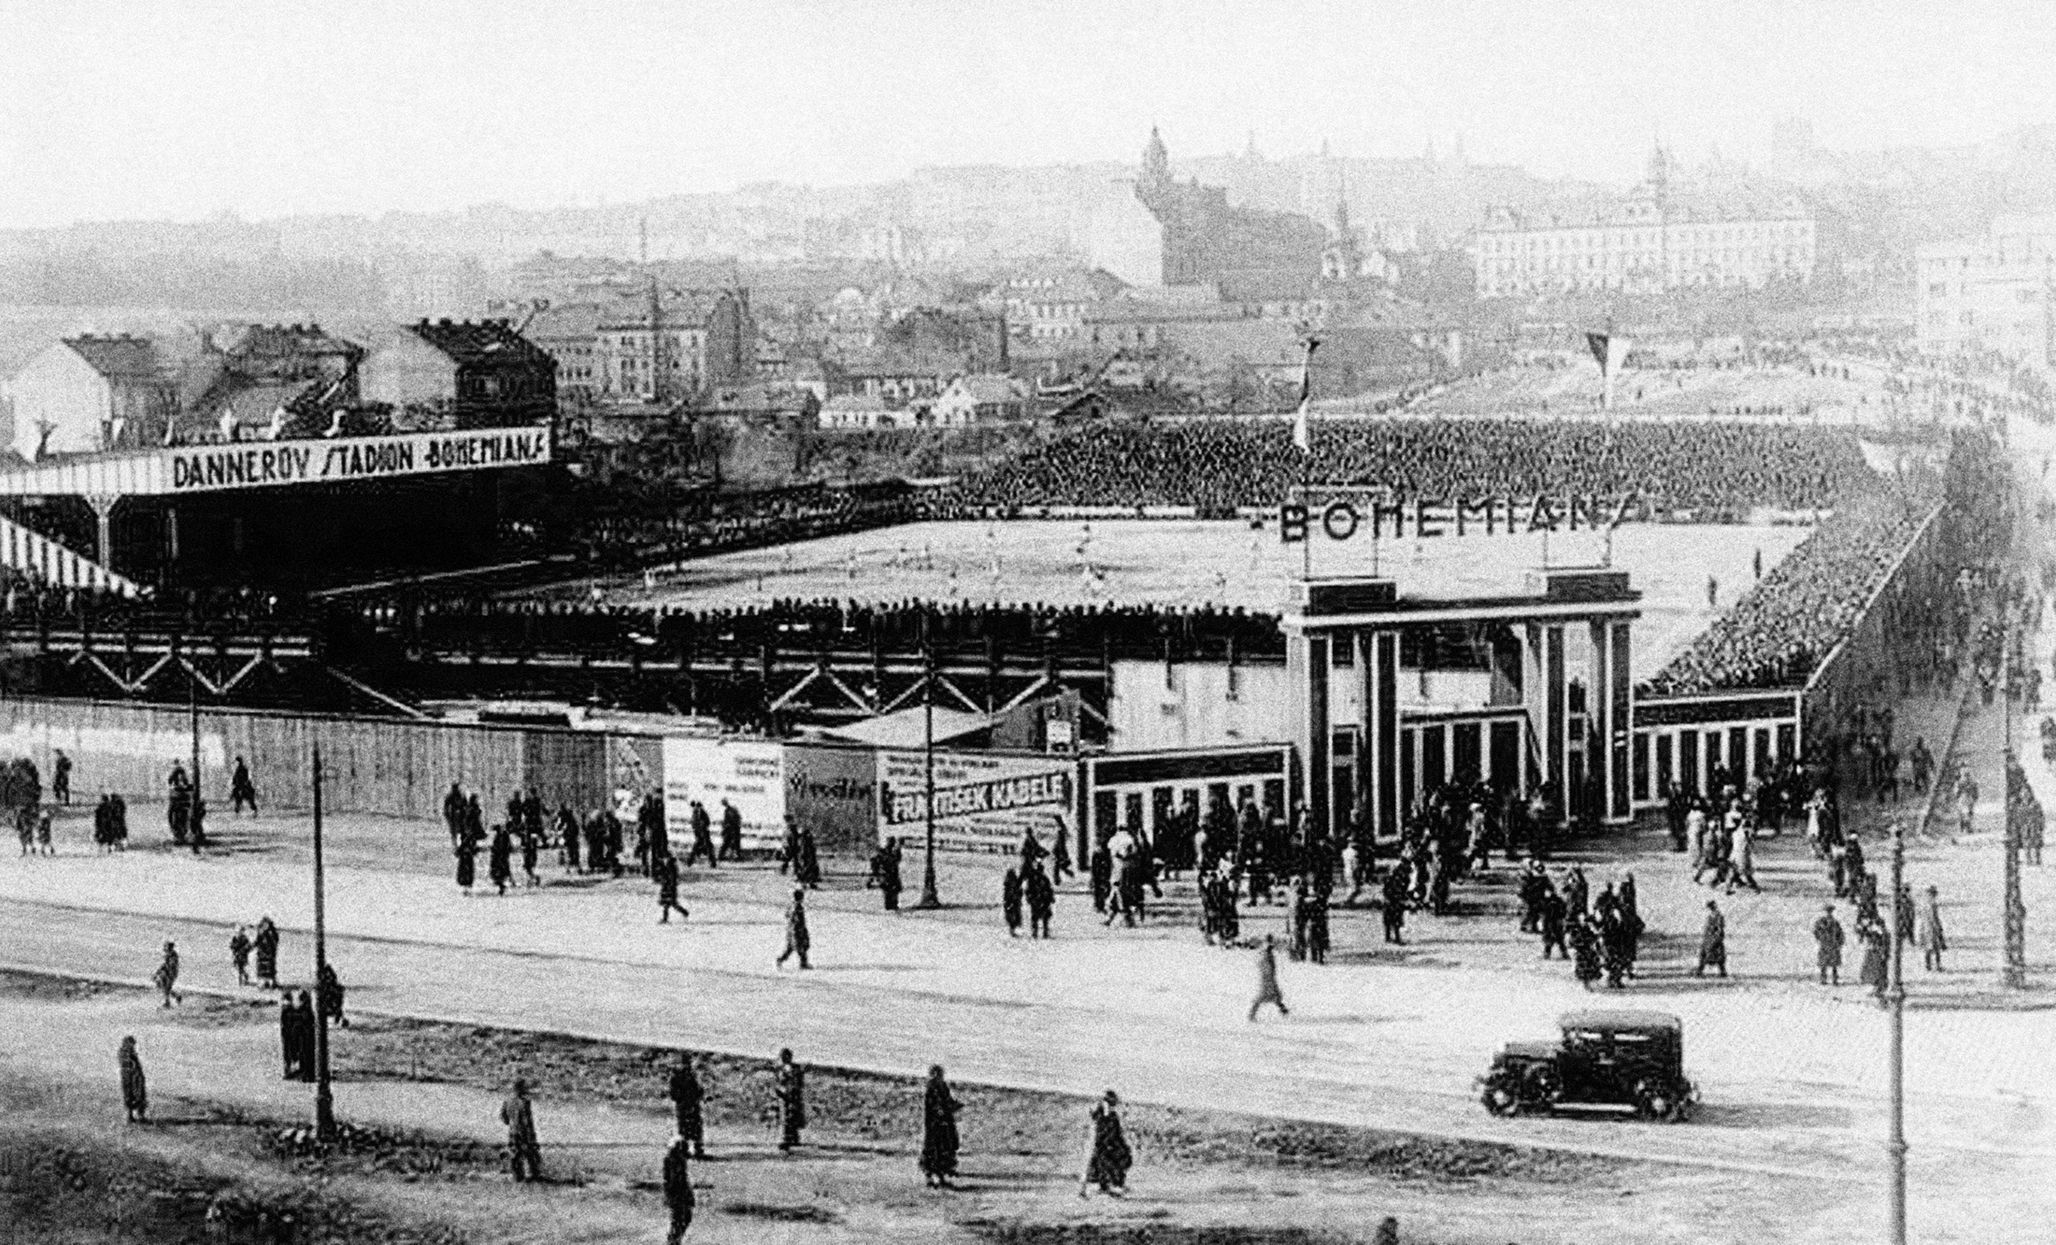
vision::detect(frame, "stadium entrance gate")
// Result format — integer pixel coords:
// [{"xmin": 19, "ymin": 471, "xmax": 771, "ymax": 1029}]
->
[{"xmin": 1281, "ymin": 570, "xmax": 1640, "ymax": 842}]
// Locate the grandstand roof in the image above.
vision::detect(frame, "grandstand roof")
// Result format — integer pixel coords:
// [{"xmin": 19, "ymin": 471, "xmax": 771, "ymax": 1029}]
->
[{"xmin": 64, "ymin": 334, "xmax": 166, "ymax": 381}]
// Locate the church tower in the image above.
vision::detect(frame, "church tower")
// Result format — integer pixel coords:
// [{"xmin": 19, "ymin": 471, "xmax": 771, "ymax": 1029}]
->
[{"xmin": 1140, "ymin": 126, "xmax": 1171, "ymax": 202}]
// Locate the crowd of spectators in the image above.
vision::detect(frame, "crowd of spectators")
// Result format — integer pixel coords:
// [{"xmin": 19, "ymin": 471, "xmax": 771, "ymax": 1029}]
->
[{"xmin": 944, "ymin": 419, "xmax": 1874, "ymax": 517}]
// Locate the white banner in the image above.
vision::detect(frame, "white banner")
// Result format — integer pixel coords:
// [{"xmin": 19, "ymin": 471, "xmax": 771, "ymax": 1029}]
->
[
  {"xmin": 876, "ymin": 749, "xmax": 1073, "ymax": 855},
  {"xmin": 662, "ymin": 737, "xmax": 787, "ymax": 850},
  {"xmin": 167, "ymin": 426, "xmax": 551, "ymax": 493}
]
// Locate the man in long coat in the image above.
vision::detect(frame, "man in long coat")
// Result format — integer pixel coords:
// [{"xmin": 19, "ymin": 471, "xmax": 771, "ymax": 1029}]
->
[
  {"xmin": 118, "ymin": 1036, "xmax": 147, "ymax": 1124},
  {"xmin": 662, "ymin": 1133, "xmax": 695, "ymax": 1244},
  {"xmin": 773, "ymin": 1049, "xmax": 806, "ymax": 1152},
  {"xmin": 1080, "ymin": 1089, "xmax": 1131, "ymax": 1197},
  {"xmin": 501, "ymin": 1079, "xmax": 542, "ymax": 1182},
  {"xmin": 1694, "ymin": 899, "xmax": 1728, "ymax": 977},
  {"xmin": 1814, "ymin": 905, "xmax": 1846, "ymax": 985},
  {"xmin": 279, "ymin": 991, "xmax": 302, "ymax": 1079},
  {"xmin": 1918, "ymin": 885, "xmax": 1948, "ymax": 971},
  {"xmin": 253, "ymin": 917, "xmax": 280, "ymax": 990},
  {"xmin": 668, "ymin": 1057, "xmax": 706, "ymax": 1157},
  {"xmin": 920, "ymin": 1065, "xmax": 961, "ymax": 1188}
]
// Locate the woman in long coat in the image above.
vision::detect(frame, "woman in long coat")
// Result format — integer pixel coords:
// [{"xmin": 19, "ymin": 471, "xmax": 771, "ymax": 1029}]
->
[
  {"xmin": 253, "ymin": 917, "xmax": 280, "ymax": 989},
  {"xmin": 920, "ymin": 1065, "xmax": 962, "ymax": 1188},
  {"xmin": 455, "ymin": 829, "xmax": 478, "ymax": 893},
  {"xmin": 774, "ymin": 1048, "xmax": 806, "ymax": 1152},
  {"xmin": 1080, "ymin": 1090, "xmax": 1131, "ymax": 1197},
  {"xmin": 118, "ymin": 1036, "xmax": 147, "ymax": 1123}
]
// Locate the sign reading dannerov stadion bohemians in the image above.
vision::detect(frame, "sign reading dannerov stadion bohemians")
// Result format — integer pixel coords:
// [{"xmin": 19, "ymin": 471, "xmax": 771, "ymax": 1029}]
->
[
  {"xmin": 167, "ymin": 427, "xmax": 552, "ymax": 493},
  {"xmin": 1279, "ymin": 492, "xmax": 1643, "ymax": 543}
]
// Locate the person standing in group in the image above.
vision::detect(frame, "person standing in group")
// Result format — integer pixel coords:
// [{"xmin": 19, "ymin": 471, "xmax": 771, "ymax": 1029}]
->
[
  {"xmin": 1918, "ymin": 884, "xmax": 1948, "ymax": 971},
  {"xmin": 774, "ymin": 1048, "xmax": 806, "ymax": 1153},
  {"xmin": 668, "ymin": 1056, "xmax": 706, "ymax": 1158},
  {"xmin": 118, "ymin": 1036, "xmax": 147, "ymax": 1124},
  {"xmin": 521, "ymin": 825, "xmax": 541, "ymax": 888},
  {"xmin": 1001, "ymin": 865, "xmax": 1024, "ymax": 937},
  {"xmin": 1079, "ymin": 1090, "xmax": 1131, "ymax": 1198},
  {"xmin": 920, "ymin": 1065, "xmax": 962, "ymax": 1189},
  {"xmin": 1247, "ymin": 934, "xmax": 1288, "ymax": 1021},
  {"xmin": 1379, "ymin": 866, "xmax": 1408, "ymax": 945},
  {"xmin": 1025, "ymin": 862, "xmax": 1055, "ymax": 939},
  {"xmin": 1694, "ymin": 899, "xmax": 1728, "ymax": 978},
  {"xmin": 661, "ymin": 1132, "xmax": 695, "ymax": 1244},
  {"xmin": 253, "ymin": 916, "xmax": 280, "ymax": 990},
  {"xmin": 455, "ymin": 827, "xmax": 478, "ymax": 895},
  {"xmin": 279, "ymin": 990, "xmax": 302, "ymax": 1080},
  {"xmin": 443, "ymin": 782, "xmax": 467, "ymax": 848},
  {"xmin": 229, "ymin": 925, "xmax": 252, "ymax": 987},
  {"xmin": 870, "ymin": 837, "xmax": 903, "ymax": 911},
  {"xmin": 229, "ymin": 756, "xmax": 258, "ymax": 815},
  {"xmin": 1814, "ymin": 904, "xmax": 1845, "ymax": 985},
  {"xmin": 154, "ymin": 941, "xmax": 182, "ymax": 1008},
  {"xmin": 777, "ymin": 889, "xmax": 811, "ymax": 970},
  {"xmin": 1538, "ymin": 884, "xmax": 1568, "ymax": 960},
  {"xmin": 488, "ymin": 823, "xmax": 514, "ymax": 896},
  {"xmin": 685, "ymin": 800, "xmax": 716, "ymax": 868},
  {"xmin": 656, "ymin": 853, "xmax": 690, "ymax": 924},
  {"xmin": 501, "ymin": 1079, "xmax": 543, "ymax": 1182},
  {"xmin": 721, "ymin": 800, "xmax": 745, "ymax": 863}
]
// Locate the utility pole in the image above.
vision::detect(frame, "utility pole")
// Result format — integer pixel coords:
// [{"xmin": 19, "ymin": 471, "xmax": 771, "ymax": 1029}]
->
[
  {"xmin": 311, "ymin": 745, "xmax": 336, "ymax": 1140},
  {"xmin": 2002, "ymin": 468, "xmax": 2029, "ymax": 990},
  {"xmin": 916, "ymin": 605, "xmax": 941, "ymax": 910},
  {"xmin": 188, "ymin": 665, "xmax": 203, "ymax": 848},
  {"xmin": 1886, "ymin": 813, "xmax": 1908, "ymax": 1245}
]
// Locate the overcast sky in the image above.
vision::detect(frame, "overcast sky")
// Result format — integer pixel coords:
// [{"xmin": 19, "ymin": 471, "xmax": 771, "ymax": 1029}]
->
[{"xmin": 1, "ymin": 0, "xmax": 2051, "ymax": 228}]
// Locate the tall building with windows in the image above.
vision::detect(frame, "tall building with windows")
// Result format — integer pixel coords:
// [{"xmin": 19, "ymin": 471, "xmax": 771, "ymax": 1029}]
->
[
  {"xmin": 1470, "ymin": 147, "xmax": 1816, "ymax": 298},
  {"xmin": 1915, "ymin": 216, "xmax": 2056, "ymax": 368},
  {"xmin": 1128, "ymin": 127, "xmax": 1327, "ymax": 298}
]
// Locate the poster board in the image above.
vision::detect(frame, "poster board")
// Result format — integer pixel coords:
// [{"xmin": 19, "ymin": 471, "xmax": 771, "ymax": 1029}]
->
[
  {"xmin": 662, "ymin": 737, "xmax": 787, "ymax": 850},
  {"xmin": 876, "ymin": 748, "xmax": 1074, "ymax": 855}
]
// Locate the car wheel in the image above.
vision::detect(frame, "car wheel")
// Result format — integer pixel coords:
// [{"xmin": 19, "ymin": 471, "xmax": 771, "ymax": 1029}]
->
[
  {"xmin": 1481, "ymin": 1082, "xmax": 1519, "ymax": 1117},
  {"xmin": 1521, "ymin": 1065, "xmax": 1562, "ymax": 1112},
  {"xmin": 1634, "ymin": 1079, "xmax": 1682, "ymax": 1122}
]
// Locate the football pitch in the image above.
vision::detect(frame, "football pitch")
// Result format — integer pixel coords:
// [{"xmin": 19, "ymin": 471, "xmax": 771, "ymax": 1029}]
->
[{"xmin": 611, "ymin": 519, "xmax": 1811, "ymax": 680}]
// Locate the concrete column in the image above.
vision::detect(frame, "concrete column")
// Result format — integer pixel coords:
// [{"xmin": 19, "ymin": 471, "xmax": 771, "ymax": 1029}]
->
[
  {"xmin": 1524, "ymin": 623, "xmax": 1567, "ymax": 817},
  {"xmin": 1360, "ymin": 629, "xmax": 1399, "ymax": 840},
  {"xmin": 1286, "ymin": 629, "xmax": 1330, "ymax": 836},
  {"xmin": 1590, "ymin": 619, "xmax": 1635, "ymax": 823}
]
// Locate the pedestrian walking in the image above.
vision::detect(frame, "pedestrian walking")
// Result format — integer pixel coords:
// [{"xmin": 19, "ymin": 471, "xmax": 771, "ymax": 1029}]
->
[
  {"xmin": 1569, "ymin": 916, "xmax": 1602, "ymax": 990},
  {"xmin": 229, "ymin": 925, "xmax": 252, "ymax": 986},
  {"xmin": 154, "ymin": 941, "xmax": 182, "ymax": 1008},
  {"xmin": 230, "ymin": 756, "xmax": 258, "ymax": 815},
  {"xmin": 685, "ymin": 800, "xmax": 716, "ymax": 867},
  {"xmin": 52, "ymin": 750, "xmax": 71, "ymax": 806},
  {"xmin": 1694, "ymin": 900, "xmax": 1728, "ymax": 977},
  {"xmin": 521, "ymin": 827, "xmax": 540, "ymax": 887},
  {"xmin": 501, "ymin": 1079, "xmax": 543, "ymax": 1182},
  {"xmin": 1079, "ymin": 1090, "xmax": 1131, "ymax": 1198},
  {"xmin": 253, "ymin": 916, "xmax": 280, "ymax": 990},
  {"xmin": 774, "ymin": 1048, "xmax": 806, "ymax": 1152},
  {"xmin": 656, "ymin": 854, "xmax": 690, "ymax": 923},
  {"xmin": 118, "ymin": 1036, "xmax": 147, "ymax": 1124},
  {"xmin": 794, "ymin": 823, "xmax": 821, "ymax": 889},
  {"xmin": 662, "ymin": 1133, "xmax": 695, "ymax": 1244},
  {"xmin": 455, "ymin": 831, "xmax": 478, "ymax": 894},
  {"xmin": 668, "ymin": 1057, "xmax": 706, "ymax": 1158},
  {"xmin": 1247, "ymin": 934, "xmax": 1289, "ymax": 1021},
  {"xmin": 1814, "ymin": 905, "xmax": 1845, "ymax": 985},
  {"xmin": 777, "ymin": 889, "xmax": 811, "ymax": 970},
  {"xmin": 920, "ymin": 1065, "xmax": 961, "ymax": 1189},
  {"xmin": 870, "ymin": 838, "xmax": 903, "ymax": 911},
  {"xmin": 1538, "ymin": 885, "xmax": 1568, "ymax": 959},
  {"xmin": 721, "ymin": 800, "xmax": 745, "ymax": 863},
  {"xmin": 1918, "ymin": 885, "xmax": 1947, "ymax": 971},
  {"xmin": 488, "ymin": 824, "xmax": 514, "ymax": 896}
]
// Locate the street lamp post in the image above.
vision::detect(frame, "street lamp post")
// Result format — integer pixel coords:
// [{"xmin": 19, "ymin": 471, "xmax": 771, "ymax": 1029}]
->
[
  {"xmin": 1886, "ymin": 813, "xmax": 1908, "ymax": 1245},
  {"xmin": 916, "ymin": 611, "xmax": 941, "ymax": 910},
  {"xmin": 311, "ymin": 745, "xmax": 336, "ymax": 1141}
]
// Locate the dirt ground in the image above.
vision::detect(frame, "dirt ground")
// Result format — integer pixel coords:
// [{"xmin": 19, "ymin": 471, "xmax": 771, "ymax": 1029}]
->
[{"xmin": 0, "ymin": 970, "xmax": 1851, "ymax": 1245}]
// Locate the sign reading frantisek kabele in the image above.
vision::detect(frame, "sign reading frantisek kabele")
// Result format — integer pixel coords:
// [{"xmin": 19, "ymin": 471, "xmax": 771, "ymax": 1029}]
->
[
  {"xmin": 876, "ymin": 750, "xmax": 1073, "ymax": 855},
  {"xmin": 167, "ymin": 427, "xmax": 552, "ymax": 494},
  {"xmin": 1280, "ymin": 493, "xmax": 1641, "ymax": 544}
]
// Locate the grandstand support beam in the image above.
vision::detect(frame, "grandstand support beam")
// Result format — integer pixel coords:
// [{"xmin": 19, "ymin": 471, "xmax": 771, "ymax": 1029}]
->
[
  {"xmin": 1287, "ymin": 632, "xmax": 1330, "ymax": 839},
  {"xmin": 82, "ymin": 493, "xmax": 122, "ymax": 570},
  {"xmin": 1360, "ymin": 630, "xmax": 1399, "ymax": 840},
  {"xmin": 1525, "ymin": 623, "xmax": 1568, "ymax": 822},
  {"xmin": 1590, "ymin": 618, "xmax": 1635, "ymax": 824}
]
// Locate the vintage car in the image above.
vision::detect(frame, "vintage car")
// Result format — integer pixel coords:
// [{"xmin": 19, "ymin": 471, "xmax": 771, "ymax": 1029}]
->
[{"xmin": 1478, "ymin": 1010, "xmax": 1697, "ymax": 1122}]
